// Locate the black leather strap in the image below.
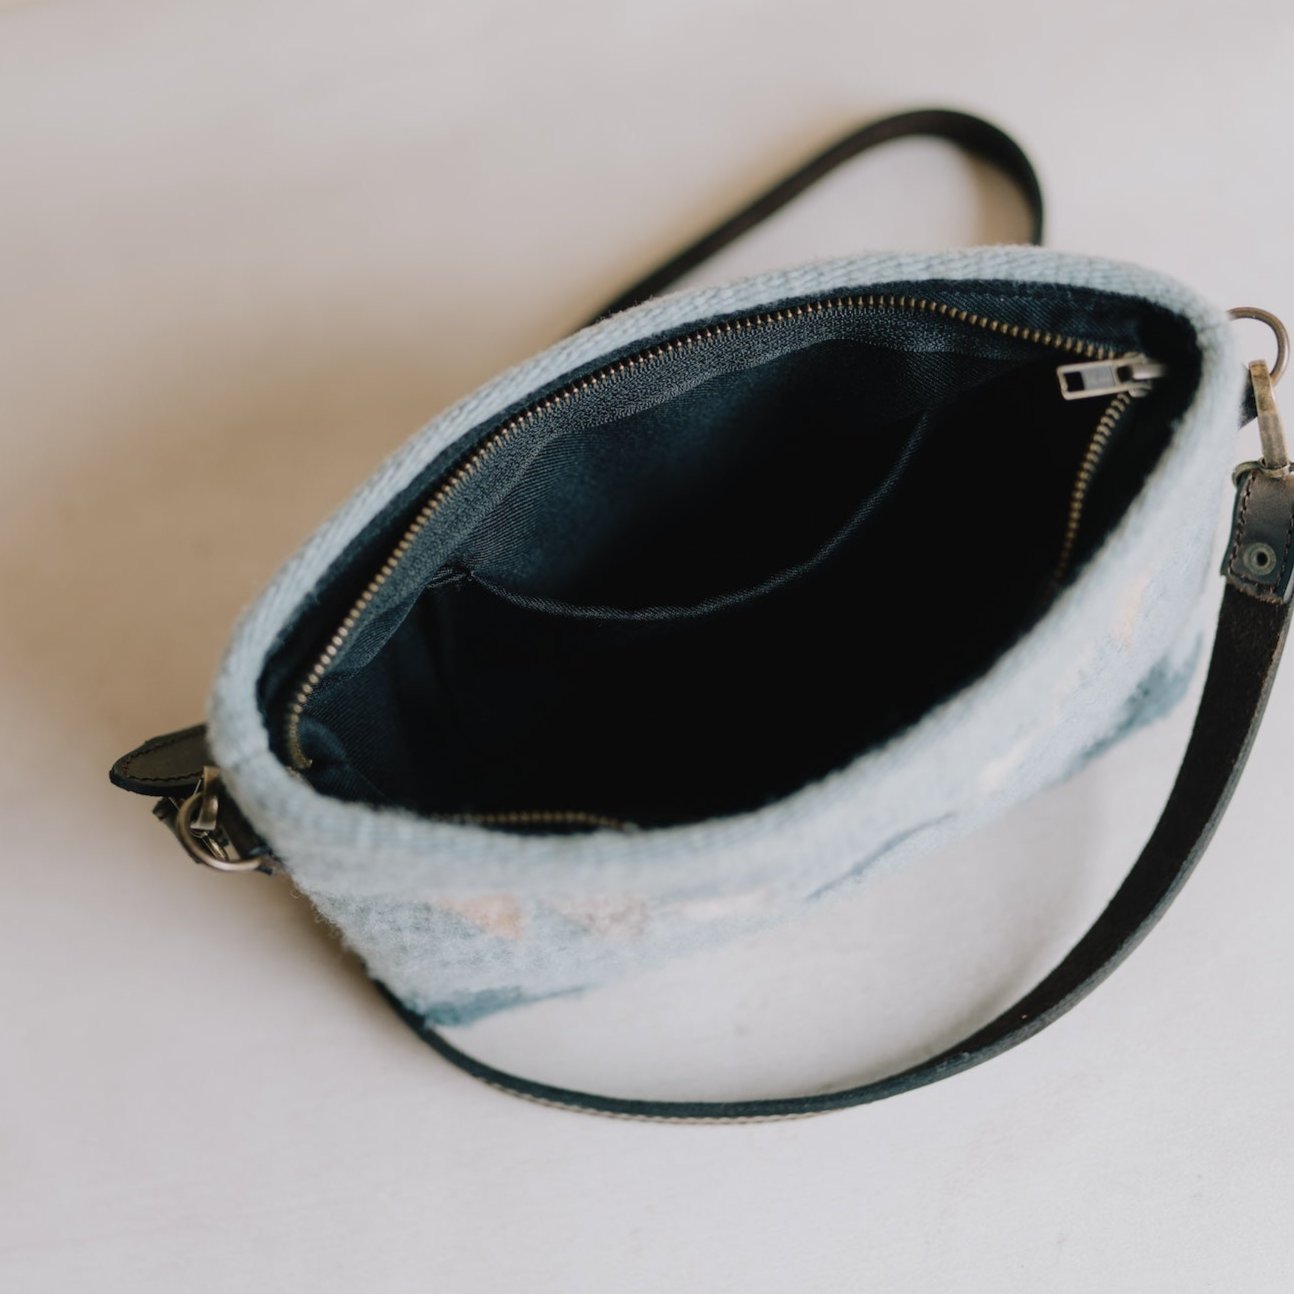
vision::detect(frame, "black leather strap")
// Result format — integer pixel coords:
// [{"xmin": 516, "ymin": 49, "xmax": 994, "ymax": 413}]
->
[
  {"xmin": 110, "ymin": 724, "xmax": 209, "ymax": 796},
  {"xmin": 109, "ymin": 110, "xmax": 1289, "ymax": 1122},
  {"xmin": 586, "ymin": 107, "xmax": 1045, "ymax": 324},
  {"xmin": 112, "ymin": 473, "xmax": 1292, "ymax": 1119},
  {"xmin": 380, "ymin": 568, "xmax": 1292, "ymax": 1120},
  {"xmin": 365, "ymin": 112, "xmax": 1291, "ymax": 1120}
]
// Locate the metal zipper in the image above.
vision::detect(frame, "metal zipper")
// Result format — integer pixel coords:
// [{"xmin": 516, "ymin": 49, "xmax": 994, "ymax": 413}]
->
[
  {"xmin": 1050, "ymin": 389, "xmax": 1136, "ymax": 592},
  {"xmin": 435, "ymin": 809, "xmax": 633, "ymax": 831},
  {"xmin": 284, "ymin": 293, "xmax": 1150, "ymax": 783}
]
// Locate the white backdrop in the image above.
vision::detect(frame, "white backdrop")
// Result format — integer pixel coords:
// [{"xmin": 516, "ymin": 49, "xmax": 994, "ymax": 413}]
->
[{"xmin": 2, "ymin": 2, "xmax": 1292, "ymax": 1290}]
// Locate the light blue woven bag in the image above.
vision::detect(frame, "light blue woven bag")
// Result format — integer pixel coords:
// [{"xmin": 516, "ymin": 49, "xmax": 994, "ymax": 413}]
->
[{"xmin": 111, "ymin": 110, "xmax": 1294, "ymax": 1120}]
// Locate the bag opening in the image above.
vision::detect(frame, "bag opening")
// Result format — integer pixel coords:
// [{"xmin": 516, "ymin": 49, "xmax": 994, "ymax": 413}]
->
[{"xmin": 259, "ymin": 281, "xmax": 1202, "ymax": 829}]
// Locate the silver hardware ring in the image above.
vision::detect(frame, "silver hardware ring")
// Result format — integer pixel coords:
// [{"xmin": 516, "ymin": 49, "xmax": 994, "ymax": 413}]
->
[
  {"xmin": 1228, "ymin": 306, "xmax": 1288, "ymax": 385},
  {"xmin": 174, "ymin": 789, "xmax": 266, "ymax": 872}
]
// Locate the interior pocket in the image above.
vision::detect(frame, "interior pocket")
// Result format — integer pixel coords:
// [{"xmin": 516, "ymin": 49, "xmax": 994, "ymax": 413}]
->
[
  {"xmin": 272, "ymin": 285, "xmax": 1201, "ymax": 828},
  {"xmin": 462, "ymin": 401, "xmax": 940, "ymax": 623},
  {"xmin": 453, "ymin": 339, "xmax": 971, "ymax": 615}
]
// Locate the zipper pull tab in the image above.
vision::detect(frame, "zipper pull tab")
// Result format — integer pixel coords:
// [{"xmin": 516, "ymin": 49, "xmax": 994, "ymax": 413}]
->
[{"xmin": 1056, "ymin": 354, "xmax": 1165, "ymax": 400}]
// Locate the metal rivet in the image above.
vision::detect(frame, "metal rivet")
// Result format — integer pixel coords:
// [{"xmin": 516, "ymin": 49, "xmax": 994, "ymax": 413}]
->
[{"xmin": 1242, "ymin": 541, "xmax": 1278, "ymax": 578}]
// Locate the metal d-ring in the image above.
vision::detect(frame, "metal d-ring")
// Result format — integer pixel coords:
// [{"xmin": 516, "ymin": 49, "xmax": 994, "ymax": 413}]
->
[
  {"xmin": 173, "ymin": 780, "xmax": 266, "ymax": 873},
  {"xmin": 1228, "ymin": 306, "xmax": 1288, "ymax": 385}
]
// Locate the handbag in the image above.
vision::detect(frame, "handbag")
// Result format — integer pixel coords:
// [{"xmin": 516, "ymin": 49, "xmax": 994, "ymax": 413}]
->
[{"xmin": 109, "ymin": 109, "xmax": 1294, "ymax": 1122}]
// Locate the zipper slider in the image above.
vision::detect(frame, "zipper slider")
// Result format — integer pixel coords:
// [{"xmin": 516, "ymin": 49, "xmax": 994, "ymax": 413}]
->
[{"xmin": 1056, "ymin": 354, "xmax": 1165, "ymax": 400}]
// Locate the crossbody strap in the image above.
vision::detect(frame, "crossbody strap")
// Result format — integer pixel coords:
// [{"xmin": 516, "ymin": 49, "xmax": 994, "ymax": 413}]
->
[
  {"xmin": 114, "ymin": 511, "xmax": 1294, "ymax": 1121},
  {"xmin": 586, "ymin": 106, "xmax": 1045, "ymax": 323},
  {"xmin": 382, "ymin": 572, "xmax": 1293, "ymax": 1120},
  {"xmin": 379, "ymin": 111, "xmax": 1293, "ymax": 1120},
  {"xmin": 111, "ymin": 110, "xmax": 1292, "ymax": 1122}
]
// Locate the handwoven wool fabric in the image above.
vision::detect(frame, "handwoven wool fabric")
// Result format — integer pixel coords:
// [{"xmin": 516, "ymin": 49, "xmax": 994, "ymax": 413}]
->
[{"xmin": 208, "ymin": 246, "xmax": 1240, "ymax": 1025}]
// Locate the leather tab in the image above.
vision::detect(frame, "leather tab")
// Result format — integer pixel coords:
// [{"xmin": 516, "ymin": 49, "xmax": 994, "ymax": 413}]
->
[
  {"xmin": 110, "ymin": 724, "xmax": 209, "ymax": 796},
  {"xmin": 1223, "ymin": 468, "xmax": 1294, "ymax": 603},
  {"xmin": 585, "ymin": 108, "xmax": 1045, "ymax": 324}
]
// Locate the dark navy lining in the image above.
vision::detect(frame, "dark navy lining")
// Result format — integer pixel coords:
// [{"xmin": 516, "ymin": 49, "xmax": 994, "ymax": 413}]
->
[{"xmin": 261, "ymin": 283, "xmax": 1201, "ymax": 827}]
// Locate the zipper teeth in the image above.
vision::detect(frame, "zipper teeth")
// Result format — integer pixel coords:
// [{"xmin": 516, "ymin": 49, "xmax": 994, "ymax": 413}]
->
[
  {"xmin": 435, "ymin": 809, "xmax": 632, "ymax": 830},
  {"xmin": 285, "ymin": 293, "xmax": 1114, "ymax": 768},
  {"xmin": 1051, "ymin": 390, "xmax": 1136, "ymax": 589}
]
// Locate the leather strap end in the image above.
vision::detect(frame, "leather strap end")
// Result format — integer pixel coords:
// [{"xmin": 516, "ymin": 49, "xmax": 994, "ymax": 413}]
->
[
  {"xmin": 109, "ymin": 724, "xmax": 209, "ymax": 797},
  {"xmin": 1223, "ymin": 467, "xmax": 1294, "ymax": 604}
]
